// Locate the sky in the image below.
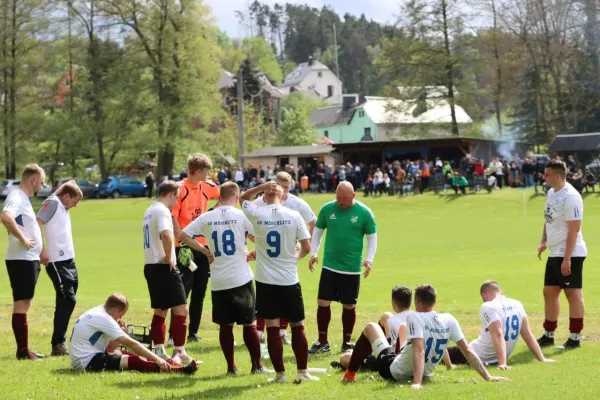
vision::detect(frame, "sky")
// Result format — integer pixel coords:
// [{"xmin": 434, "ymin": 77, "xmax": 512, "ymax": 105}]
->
[{"xmin": 204, "ymin": 0, "xmax": 402, "ymax": 37}]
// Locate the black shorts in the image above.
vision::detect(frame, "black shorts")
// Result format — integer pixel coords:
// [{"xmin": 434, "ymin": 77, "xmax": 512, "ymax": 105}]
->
[
  {"xmin": 255, "ymin": 281, "xmax": 305, "ymax": 323},
  {"xmin": 144, "ymin": 264, "xmax": 187, "ymax": 310},
  {"xmin": 375, "ymin": 346, "xmax": 398, "ymax": 381},
  {"xmin": 86, "ymin": 352, "xmax": 122, "ymax": 372},
  {"xmin": 6, "ymin": 260, "xmax": 41, "ymax": 301},
  {"xmin": 318, "ymin": 268, "xmax": 360, "ymax": 305},
  {"xmin": 177, "ymin": 247, "xmax": 211, "ymax": 294},
  {"xmin": 544, "ymin": 257, "xmax": 585, "ymax": 289},
  {"xmin": 212, "ymin": 280, "xmax": 256, "ymax": 325},
  {"xmin": 446, "ymin": 346, "xmax": 468, "ymax": 365}
]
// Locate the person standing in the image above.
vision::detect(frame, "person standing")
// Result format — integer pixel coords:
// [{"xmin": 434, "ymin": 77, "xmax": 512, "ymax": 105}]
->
[
  {"xmin": 1, "ymin": 164, "xmax": 46, "ymax": 360},
  {"xmin": 37, "ymin": 180, "xmax": 82, "ymax": 356},
  {"xmin": 234, "ymin": 168, "xmax": 244, "ymax": 188},
  {"xmin": 308, "ymin": 181, "xmax": 378, "ymax": 354},
  {"xmin": 537, "ymin": 161, "xmax": 586, "ymax": 350},
  {"xmin": 145, "ymin": 172, "xmax": 155, "ymax": 199}
]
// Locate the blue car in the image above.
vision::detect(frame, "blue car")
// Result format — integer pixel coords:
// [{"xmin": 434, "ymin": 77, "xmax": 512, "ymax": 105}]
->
[{"xmin": 98, "ymin": 176, "xmax": 146, "ymax": 199}]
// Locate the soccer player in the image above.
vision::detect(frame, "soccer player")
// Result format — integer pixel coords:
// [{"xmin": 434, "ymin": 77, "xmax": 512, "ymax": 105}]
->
[
  {"xmin": 342, "ymin": 285, "xmax": 509, "ymax": 388},
  {"xmin": 37, "ymin": 180, "xmax": 82, "ymax": 356},
  {"xmin": 446, "ymin": 280, "xmax": 555, "ymax": 368},
  {"xmin": 70, "ymin": 293, "xmax": 198, "ymax": 374},
  {"xmin": 254, "ymin": 171, "xmax": 316, "ymax": 345},
  {"xmin": 334, "ymin": 285, "xmax": 412, "ymax": 371},
  {"xmin": 537, "ymin": 160, "xmax": 586, "ymax": 349},
  {"xmin": 309, "ymin": 181, "xmax": 377, "ymax": 354},
  {"xmin": 179, "ymin": 182, "xmax": 270, "ymax": 375},
  {"xmin": 171, "ymin": 153, "xmax": 220, "ymax": 342},
  {"xmin": 144, "ymin": 180, "xmax": 201, "ymax": 363},
  {"xmin": 1, "ymin": 164, "xmax": 46, "ymax": 360},
  {"xmin": 240, "ymin": 181, "xmax": 317, "ymax": 383}
]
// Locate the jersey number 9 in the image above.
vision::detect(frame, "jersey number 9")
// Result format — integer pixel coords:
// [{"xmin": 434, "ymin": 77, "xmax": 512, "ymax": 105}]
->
[{"xmin": 266, "ymin": 231, "xmax": 281, "ymax": 258}]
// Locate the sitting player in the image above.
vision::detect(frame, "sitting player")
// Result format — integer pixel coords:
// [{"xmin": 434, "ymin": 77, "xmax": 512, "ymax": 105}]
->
[
  {"xmin": 333, "ymin": 285, "xmax": 412, "ymax": 371},
  {"xmin": 69, "ymin": 293, "xmax": 198, "ymax": 374},
  {"xmin": 341, "ymin": 284, "xmax": 509, "ymax": 389},
  {"xmin": 446, "ymin": 280, "xmax": 555, "ymax": 369}
]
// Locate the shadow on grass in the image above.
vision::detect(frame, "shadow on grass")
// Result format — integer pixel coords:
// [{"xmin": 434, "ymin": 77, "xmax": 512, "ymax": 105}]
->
[
  {"xmin": 155, "ymin": 383, "xmax": 257, "ymax": 399},
  {"xmin": 529, "ymin": 193, "xmax": 546, "ymax": 201},
  {"xmin": 186, "ymin": 344, "xmax": 223, "ymax": 356},
  {"xmin": 112, "ymin": 375, "xmax": 200, "ymax": 389},
  {"xmin": 54, "ymin": 368, "xmax": 83, "ymax": 376},
  {"xmin": 441, "ymin": 192, "xmax": 476, "ymax": 203}
]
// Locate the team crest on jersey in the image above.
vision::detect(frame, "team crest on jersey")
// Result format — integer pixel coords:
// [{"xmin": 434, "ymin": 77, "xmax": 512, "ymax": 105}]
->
[
  {"xmin": 544, "ymin": 206, "xmax": 554, "ymax": 223},
  {"xmin": 351, "ymin": 216, "xmax": 358, "ymax": 223},
  {"xmin": 330, "ymin": 213, "xmax": 336, "ymax": 219}
]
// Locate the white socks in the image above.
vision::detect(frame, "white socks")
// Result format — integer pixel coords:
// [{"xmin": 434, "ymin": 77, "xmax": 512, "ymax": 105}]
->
[{"xmin": 569, "ymin": 333, "xmax": 580, "ymax": 341}]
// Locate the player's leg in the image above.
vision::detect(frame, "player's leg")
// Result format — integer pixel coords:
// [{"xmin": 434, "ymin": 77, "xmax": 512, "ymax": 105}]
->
[
  {"xmin": 145, "ymin": 264, "xmax": 170, "ymax": 359},
  {"xmin": 287, "ymin": 282, "xmax": 319, "ymax": 383},
  {"xmin": 256, "ymin": 281, "xmax": 286, "ymax": 382},
  {"xmin": 310, "ymin": 269, "xmax": 336, "ymax": 354},
  {"xmin": 562, "ymin": 257, "xmax": 585, "ymax": 349},
  {"xmin": 256, "ymin": 317, "xmax": 266, "ymax": 342},
  {"xmin": 280, "ymin": 317, "xmax": 290, "ymax": 345},
  {"xmin": 119, "ymin": 353, "xmax": 198, "ymax": 374},
  {"xmin": 539, "ymin": 257, "xmax": 562, "ymax": 346},
  {"xmin": 265, "ymin": 317, "xmax": 286, "ymax": 382},
  {"xmin": 379, "ymin": 312, "xmax": 393, "ymax": 339},
  {"xmin": 239, "ymin": 282, "xmax": 270, "ymax": 374},
  {"xmin": 188, "ymin": 251, "xmax": 210, "ymax": 341},
  {"xmin": 340, "ymin": 272, "xmax": 361, "ymax": 352},
  {"xmin": 343, "ymin": 322, "xmax": 388, "ymax": 382},
  {"xmin": 212, "ymin": 287, "xmax": 237, "ymax": 374},
  {"xmin": 48, "ymin": 260, "xmax": 78, "ymax": 356}
]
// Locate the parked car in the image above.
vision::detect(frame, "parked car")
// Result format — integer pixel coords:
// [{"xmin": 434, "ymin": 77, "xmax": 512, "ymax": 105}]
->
[
  {"xmin": 36, "ymin": 183, "xmax": 52, "ymax": 199},
  {"xmin": 0, "ymin": 179, "xmax": 20, "ymax": 198},
  {"xmin": 37, "ymin": 178, "xmax": 99, "ymax": 199},
  {"xmin": 98, "ymin": 176, "xmax": 146, "ymax": 198}
]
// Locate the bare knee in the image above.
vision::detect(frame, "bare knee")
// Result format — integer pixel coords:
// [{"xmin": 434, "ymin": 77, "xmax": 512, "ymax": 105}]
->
[
  {"xmin": 543, "ymin": 286, "xmax": 561, "ymax": 301},
  {"xmin": 154, "ymin": 309, "xmax": 169, "ymax": 318},
  {"xmin": 171, "ymin": 304, "xmax": 188, "ymax": 316},
  {"xmin": 318, "ymin": 299, "xmax": 331, "ymax": 307},
  {"xmin": 265, "ymin": 318, "xmax": 280, "ymax": 328},
  {"xmin": 379, "ymin": 312, "xmax": 393, "ymax": 325},
  {"xmin": 290, "ymin": 321, "xmax": 303, "ymax": 328},
  {"xmin": 564, "ymin": 289, "xmax": 584, "ymax": 302},
  {"xmin": 342, "ymin": 304, "xmax": 355, "ymax": 310},
  {"xmin": 13, "ymin": 299, "xmax": 31, "ymax": 314}
]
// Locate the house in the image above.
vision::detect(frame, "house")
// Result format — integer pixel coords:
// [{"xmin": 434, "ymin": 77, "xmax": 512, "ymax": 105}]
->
[
  {"xmin": 311, "ymin": 95, "xmax": 359, "ymax": 142},
  {"xmin": 278, "ymin": 57, "xmax": 343, "ymax": 105},
  {"xmin": 55, "ymin": 68, "xmax": 77, "ymax": 107},
  {"xmin": 242, "ymin": 144, "xmax": 337, "ymax": 170}
]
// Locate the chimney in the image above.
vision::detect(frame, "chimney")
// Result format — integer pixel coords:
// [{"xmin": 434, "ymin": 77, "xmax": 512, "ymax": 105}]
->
[{"xmin": 308, "ymin": 56, "xmax": 314, "ymax": 66}]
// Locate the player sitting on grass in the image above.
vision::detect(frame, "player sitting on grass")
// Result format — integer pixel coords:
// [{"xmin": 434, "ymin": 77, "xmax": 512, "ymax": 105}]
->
[
  {"xmin": 332, "ymin": 285, "xmax": 412, "ymax": 371},
  {"xmin": 69, "ymin": 293, "xmax": 198, "ymax": 374},
  {"xmin": 341, "ymin": 284, "xmax": 509, "ymax": 389},
  {"xmin": 445, "ymin": 280, "xmax": 555, "ymax": 369}
]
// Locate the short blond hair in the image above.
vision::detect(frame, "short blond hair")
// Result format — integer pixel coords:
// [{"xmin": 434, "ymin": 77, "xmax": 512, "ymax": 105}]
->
[
  {"xmin": 187, "ymin": 153, "xmax": 213, "ymax": 173},
  {"xmin": 219, "ymin": 181, "xmax": 240, "ymax": 201},
  {"xmin": 22, "ymin": 164, "xmax": 45, "ymax": 180},
  {"xmin": 56, "ymin": 180, "xmax": 83, "ymax": 199},
  {"xmin": 276, "ymin": 171, "xmax": 292, "ymax": 183}
]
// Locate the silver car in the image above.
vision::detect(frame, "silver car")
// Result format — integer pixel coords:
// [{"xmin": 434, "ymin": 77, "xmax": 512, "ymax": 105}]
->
[{"xmin": 0, "ymin": 179, "xmax": 20, "ymax": 198}]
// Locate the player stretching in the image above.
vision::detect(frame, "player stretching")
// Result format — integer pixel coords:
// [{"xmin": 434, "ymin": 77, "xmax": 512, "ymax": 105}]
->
[
  {"xmin": 254, "ymin": 172, "xmax": 316, "ymax": 346},
  {"xmin": 37, "ymin": 180, "xmax": 82, "ymax": 356},
  {"xmin": 143, "ymin": 181, "xmax": 200, "ymax": 363},
  {"xmin": 2, "ymin": 164, "xmax": 46, "ymax": 360},
  {"xmin": 446, "ymin": 280, "xmax": 555, "ymax": 368},
  {"xmin": 537, "ymin": 161, "xmax": 586, "ymax": 349},
  {"xmin": 240, "ymin": 182, "xmax": 317, "ymax": 383},
  {"xmin": 180, "ymin": 182, "xmax": 271, "ymax": 375},
  {"xmin": 309, "ymin": 181, "xmax": 377, "ymax": 354},
  {"xmin": 342, "ymin": 285, "xmax": 509, "ymax": 388}
]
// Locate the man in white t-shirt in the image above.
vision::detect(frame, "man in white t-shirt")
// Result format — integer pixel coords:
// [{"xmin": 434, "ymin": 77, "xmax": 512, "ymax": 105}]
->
[
  {"xmin": 37, "ymin": 180, "xmax": 82, "ymax": 357},
  {"xmin": 342, "ymin": 285, "xmax": 509, "ymax": 389},
  {"xmin": 253, "ymin": 171, "xmax": 316, "ymax": 345},
  {"xmin": 180, "ymin": 182, "xmax": 270, "ymax": 376},
  {"xmin": 234, "ymin": 169, "xmax": 244, "ymax": 188},
  {"xmin": 143, "ymin": 181, "xmax": 206, "ymax": 364},
  {"xmin": 70, "ymin": 293, "xmax": 197, "ymax": 374},
  {"xmin": 240, "ymin": 181, "xmax": 316, "ymax": 384},
  {"xmin": 446, "ymin": 281, "xmax": 555, "ymax": 369},
  {"xmin": 537, "ymin": 160, "xmax": 587, "ymax": 350},
  {"xmin": 1, "ymin": 163, "xmax": 46, "ymax": 360}
]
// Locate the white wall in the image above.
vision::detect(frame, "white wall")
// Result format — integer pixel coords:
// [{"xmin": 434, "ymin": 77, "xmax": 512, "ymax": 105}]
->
[{"xmin": 300, "ymin": 69, "xmax": 343, "ymax": 105}]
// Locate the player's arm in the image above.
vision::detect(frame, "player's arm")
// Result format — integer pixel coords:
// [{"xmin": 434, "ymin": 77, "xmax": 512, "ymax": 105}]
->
[
  {"xmin": 397, "ymin": 324, "xmax": 407, "ymax": 350},
  {"xmin": 562, "ymin": 196, "xmax": 583, "ymax": 274},
  {"xmin": 455, "ymin": 339, "xmax": 508, "ymax": 382},
  {"xmin": 115, "ymin": 335, "xmax": 169, "ymax": 370},
  {"xmin": 411, "ymin": 338, "xmax": 426, "ymax": 387},
  {"xmin": 36, "ymin": 198, "xmax": 58, "ymax": 266},
  {"xmin": 520, "ymin": 316, "xmax": 555, "ymax": 363},
  {"xmin": 180, "ymin": 218, "xmax": 212, "ymax": 258},
  {"xmin": 1, "ymin": 195, "xmax": 33, "ymax": 248},
  {"xmin": 239, "ymin": 182, "xmax": 277, "ymax": 206},
  {"xmin": 362, "ymin": 208, "xmax": 378, "ymax": 277},
  {"xmin": 538, "ymin": 224, "xmax": 547, "ymax": 260},
  {"xmin": 296, "ymin": 238, "xmax": 311, "ymax": 260},
  {"xmin": 487, "ymin": 320, "xmax": 509, "ymax": 369},
  {"xmin": 159, "ymin": 229, "xmax": 175, "ymax": 269}
]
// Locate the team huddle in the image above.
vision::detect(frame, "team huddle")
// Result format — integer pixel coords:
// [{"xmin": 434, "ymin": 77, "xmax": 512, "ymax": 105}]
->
[{"xmin": 1, "ymin": 156, "xmax": 586, "ymax": 388}]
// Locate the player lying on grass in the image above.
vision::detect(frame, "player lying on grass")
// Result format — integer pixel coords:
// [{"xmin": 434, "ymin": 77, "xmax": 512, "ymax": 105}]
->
[
  {"xmin": 341, "ymin": 284, "xmax": 510, "ymax": 389},
  {"xmin": 332, "ymin": 285, "xmax": 412, "ymax": 371},
  {"xmin": 445, "ymin": 280, "xmax": 555, "ymax": 369},
  {"xmin": 69, "ymin": 293, "xmax": 198, "ymax": 374}
]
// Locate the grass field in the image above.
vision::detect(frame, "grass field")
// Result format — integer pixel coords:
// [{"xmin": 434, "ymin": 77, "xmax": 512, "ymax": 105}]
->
[{"xmin": 1, "ymin": 189, "xmax": 599, "ymax": 399}]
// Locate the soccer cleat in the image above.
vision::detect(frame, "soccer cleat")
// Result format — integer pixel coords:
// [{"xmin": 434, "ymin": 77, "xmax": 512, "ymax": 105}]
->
[
  {"xmin": 172, "ymin": 349, "xmax": 194, "ymax": 364},
  {"xmin": 341, "ymin": 370, "xmax": 356, "ymax": 383},
  {"xmin": 281, "ymin": 334, "xmax": 292, "ymax": 345},
  {"xmin": 259, "ymin": 331, "xmax": 265, "ymax": 344},
  {"xmin": 227, "ymin": 368, "xmax": 239, "ymax": 376},
  {"xmin": 251, "ymin": 366, "xmax": 274, "ymax": 374},
  {"xmin": 268, "ymin": 373, "xmax": 287, "ymax": 384},
  {"xmin": 167, "ymin": 355, "xmax": 182, "ymax": 367},
  {"xmin": 308, "ymin": 341, "xmax": 331, "ymax": 354},
  {"xmin": 166, "ymin": 337, "xmax": 174, "ymax": 347},
  {"xmin": 556, "ymin": 338, "xmax": 581, "ymax": 350},
  {"xmin": 187, "ymin": 334, "xmax": 202, "ymax": 343},
  {"xmin": 295, "ymin": 372, "xmax": 320, "ymax": 383},
  {"xmin": 51, "ymin": 343, "xmax": 68, "ymax": 356},
  {"xmin": 16, "ymin": 348, "xmax": 45, "ymax": 361},
  {"xmin": 154, "ymin": 346, "xmax": 170, "ymax": 361},
  {"xmin": 341, "ymin": 342, "xmax": 355, "ymax": 353},
  {"xmin": 537, "ymin": 335, "xmax": 555, "ymax": 348},
  {"xmin": 181, "ymin": 359, "xmax": 199, "ymax": 375},
  {"xmin": 330, "ymin": 360, "xmax": 345, "ymax": 370}
]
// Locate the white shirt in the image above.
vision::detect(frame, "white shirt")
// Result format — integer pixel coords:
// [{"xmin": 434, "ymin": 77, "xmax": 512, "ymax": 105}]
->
[
  {"xmin": 37, "ymin": 194, "xmax": 74, "ymax": 262},
  {"xmin": 388, "ymin": 310, "xmax": 410, "ymax": 350},
  {"xmin": 235, "ymin": 171, "xmax": 244, "ymax": 182},
  {"xmin": 390, "ymin": 311, "xmax": 464, "ymax": 380},
  {"xmin": 143, "ymin": 202, "xmax": 176, "ymax": 265},
  {"xmin": 69, "ymin": 305, "xmax": 125, "ymax": 371},
  {"xmin": 254, "ymin": 193, "xmax": 316, "ymax": 225},
  {"xmin": 182, "ymin": 206, "xmax": 254, "ymax": 291},
  {"xmin": 242, "ymin": 200, "xmax": 310, "ymax": 285},
  {"xmin": 487, "ymin": 175, "xmax": 497, "ymax": 186},
  {"xmin": 469, "ymin": 296, "xmax": 527, "ymax": 364},
  {"xmin": 544, "ymin": 183, "xmax": 587, "ymax": 257},
  {"xmin": 3, "ymin": 189, "xmax": 42, "ymax": 261}
]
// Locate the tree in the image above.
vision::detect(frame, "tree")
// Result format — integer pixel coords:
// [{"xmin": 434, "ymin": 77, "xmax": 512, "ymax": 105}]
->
[{"xmin": 277, "ymin": 91, "xmax": 320, "ymax": 146}]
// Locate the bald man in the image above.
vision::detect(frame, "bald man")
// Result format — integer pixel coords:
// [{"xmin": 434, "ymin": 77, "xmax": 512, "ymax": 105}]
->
[{"xmin": 308, "ymin": 181, "xmax": 378, "ymax": 354}]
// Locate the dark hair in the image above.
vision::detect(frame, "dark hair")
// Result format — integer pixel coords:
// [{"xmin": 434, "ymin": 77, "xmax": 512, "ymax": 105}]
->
[
  {"xmin": 105, "ymin": 293, "xmax": 128, "ymax": 311},
  {"xmin": 391, "ymin": 285, "xmax": 412, "ymax": 309},
  {"xmin": 480, "ymin": 280, "xmax": 501, "ymax": 295},
  {"xmin": 545, "ymin": 160, "xmax": 567, "ymax": 178},
  {"xmin": 414, "ymin": 284, "xmax": 436, "ymax": 307},
  {"xmin": 158, "ymin": 180, "xmax": 179, "ymax": 197}
]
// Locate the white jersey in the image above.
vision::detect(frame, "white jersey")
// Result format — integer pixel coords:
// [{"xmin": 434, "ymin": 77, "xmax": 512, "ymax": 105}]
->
[
  {"xmin": 69, "ymin": 305, "xmax": 125, "ymax": 371},
  {"xmin": 390, "ymin": 311, "xmax": 464, "ymax": 380},
  {"xmin": 544, "ymin": 183, "xmax": 586, "ymax": 257},
  {"xmin": 242, "ymin": 200, "xmax": 310, "ymax": 285},
  {"xmin": 143, "ymin": 202, "xmax": 176, "ymax": 265},
  {"xmin": 469, "ymin": 296, "xmax": 527, "ymax": 364},
  {"xmin": 37, "ymin": 194, "xmax": 74, "ymax": 262},
  {"xmin": 254, "ymin": 193, "xmax": 316, "ymax": 225},
  {"xmin": 3, "ymin": 189, "xmax": 42, "ymax": 261},
  {"xmin": 182, "ymin": 206, "xmax": 254, "ymax": 291},
  {"xmin": 388, "ymin": 310, "xmax": 410, "ymax": 350}
]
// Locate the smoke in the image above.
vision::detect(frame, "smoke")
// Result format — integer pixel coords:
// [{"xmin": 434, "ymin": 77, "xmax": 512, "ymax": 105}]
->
[{"xmin": 480, "ymin": 118, "xmax": 517, "ymax": 160}]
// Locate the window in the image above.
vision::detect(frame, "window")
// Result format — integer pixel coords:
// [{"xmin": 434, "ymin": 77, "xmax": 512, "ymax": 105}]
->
[
  {"xmin": 327, "ymin": 85, "xmax": 334, "ymax": 97},
  {"xmin": 324, "ymin": 130, "xmax": 329, "ymax": 137},
  {"xmin": 358, "ymin": 110, "xmax": 365, "ymax": 118},
  {"xmin": 318, "ymin": 72, "xmax": 323, "ymax": 78},
  {"xmin": 64, "ymin": 80, "xmax": 71, "ymax": 88},
  {"xmin": 365, "ymin": 127, "xmax": 372, "ymax": 137}
]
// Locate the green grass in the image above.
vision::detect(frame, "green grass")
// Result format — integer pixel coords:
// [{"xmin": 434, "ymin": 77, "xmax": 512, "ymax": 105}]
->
[{"xmin": 1, "ymin": 189, "xmax": 599, "ymax": 399}]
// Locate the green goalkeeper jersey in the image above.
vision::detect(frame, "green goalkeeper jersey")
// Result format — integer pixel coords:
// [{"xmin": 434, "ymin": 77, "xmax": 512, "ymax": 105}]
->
[{"xmin": 315, "ymin": 200, "xmax": 377, "ymax": 274}]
